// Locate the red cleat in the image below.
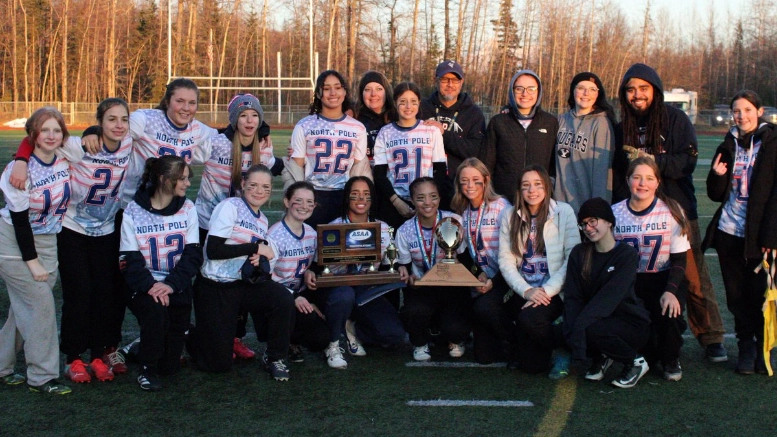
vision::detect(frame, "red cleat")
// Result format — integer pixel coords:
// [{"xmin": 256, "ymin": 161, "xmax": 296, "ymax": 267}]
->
[
  {"xmin": 102, "ymin": 347, "xmax": 128, "ymax": 375},
  {"xmin": 89, "ymin": 358, "xmax": 115, "ymax": 382},
  {"xmin": 233, "ymin": 337, "xmax": 256, "ymax": 359},
  {"xmin": 64, "ymin": 359, "xmax": 92, "ymax": 383}
]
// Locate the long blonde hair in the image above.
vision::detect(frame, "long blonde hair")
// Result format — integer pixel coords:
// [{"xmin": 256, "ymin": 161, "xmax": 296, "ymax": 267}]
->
[
  {"xmin": 510, "ymin": 165, "xmax": 552, "ymax": 256},
  {"xmin": 450, "ymin": 158, "xmax": 503, "ymax": 214},
  {"xmin": 230, "ymin": 132, "xmax": 264, "ymax": 192}
]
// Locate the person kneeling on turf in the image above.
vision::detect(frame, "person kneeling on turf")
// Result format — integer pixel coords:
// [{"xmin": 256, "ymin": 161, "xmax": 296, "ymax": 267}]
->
[{"xmin": 563, "ymin": 198, "xmax": 651, "ymax": 388}]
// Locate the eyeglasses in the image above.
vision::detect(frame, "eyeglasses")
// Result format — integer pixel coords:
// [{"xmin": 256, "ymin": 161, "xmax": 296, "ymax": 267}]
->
[
  {"xmin": 577, "ymin": 218, "xmax": 599, "ymax": 230},
  {"xmin": 513, "ymin": 86, "xmax": 538, "ymax": 95},
  {"xmin": 439, "ymin": 78, "xmax": 462, "ymax": 85},
  {"xmin": 575, "ymin": 85, "xmax": 599, "ymax": 94}
]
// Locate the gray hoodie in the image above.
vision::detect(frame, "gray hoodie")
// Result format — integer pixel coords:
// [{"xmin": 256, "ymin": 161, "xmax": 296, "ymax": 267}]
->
[
  {"xmin": 508, "ymin": 69, "xmax": 543, "ymax": 120},
  {"xmin": 553, "ymin": 108, "xmax": 614, "ymax": 211}
]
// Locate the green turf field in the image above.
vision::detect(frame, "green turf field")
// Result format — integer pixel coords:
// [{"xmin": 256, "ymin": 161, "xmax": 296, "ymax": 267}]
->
[{"xmin": 0, "ymin": 129, "xmax": 774, "ymax": 437}]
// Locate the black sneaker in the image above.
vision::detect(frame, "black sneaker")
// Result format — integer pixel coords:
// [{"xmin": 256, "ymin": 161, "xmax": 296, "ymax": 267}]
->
[
  {"xmin": 705, "ymin": 343, "xmax": 728, "ymax": 363},
  {"xmin": 755, "ymin": 349, "xmax": 768, "ymax": 375},
  {"xmin": 736, "ymin": 341, "xmax": 756, "ymax": 375},
  {"xmin": 585, "ymin": 355, "xmax": 613, "ymax": 381},
  {"xmin": 663, "ymin": 359, "xmax": 683, "ymax": 381},
  {"xmin": 261, "ymin": 353, "xmax": 290, "ymax": 381},
  {"xmin": 27, "ymin": 379, "xmax": 72, "ymax": 395},
  {"xmin": 137, "ymin": 371, "xmax": 162, "ymax": 392},
  {"xmin": 611, "ymin": 356, "xmax": 649, "ymax": 389},
  {"xmin": 288, "ymin": 345, "xmax": 305, "ymax": 363}
]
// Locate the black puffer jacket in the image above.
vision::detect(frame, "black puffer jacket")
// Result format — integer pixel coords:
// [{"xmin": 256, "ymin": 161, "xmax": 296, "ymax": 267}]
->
[{"xmin": 703, "ymin": 122, "xmax": 777, "ymax": 259}]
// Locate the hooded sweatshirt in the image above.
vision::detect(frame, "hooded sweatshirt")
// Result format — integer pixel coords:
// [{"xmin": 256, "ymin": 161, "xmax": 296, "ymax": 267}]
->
[
  {"xmin": 481, "ymin": 70, "xmax": 559, "ymax": 203},
  {"xmin": 420, "ymin": 91, "xmax": 486, "ymax": 180},
  {"xmin": 553, "ymin": 108, "xmax": 614, "ymax": 212},
  {"xmin": 613, "ymin": 63, "xmax": 699, "ymax": 220},
  {"xmin": 704, "ymin": 122, "xmax": 777, "ymax": 259}
]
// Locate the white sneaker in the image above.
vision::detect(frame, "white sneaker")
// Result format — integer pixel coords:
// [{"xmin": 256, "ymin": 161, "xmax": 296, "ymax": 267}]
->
[
  {"xmin": 413, "ymin": 344, "xmax": 431, "ymax": 361},
  {"xmin": 325, "ymin": 342, "xmax": 347, "ymax": 369},
  {"xmin": 345, "ymin": 320, "xmax": 366, "ymax": 357},
  {"xmin": 449, "ymin": 342, "xmax": 465, "ymax": 358}
]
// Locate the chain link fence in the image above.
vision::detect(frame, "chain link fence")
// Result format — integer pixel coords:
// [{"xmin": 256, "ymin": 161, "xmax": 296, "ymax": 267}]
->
[{"xmin": 0, "ymin": 101, "xmax": 732, "ymax": 128}]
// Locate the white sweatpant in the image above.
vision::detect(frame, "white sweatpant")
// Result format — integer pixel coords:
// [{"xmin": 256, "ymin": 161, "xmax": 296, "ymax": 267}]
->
[{"xmin": 0, "ymin": 220, "xmax": 60, "ymax": 387}]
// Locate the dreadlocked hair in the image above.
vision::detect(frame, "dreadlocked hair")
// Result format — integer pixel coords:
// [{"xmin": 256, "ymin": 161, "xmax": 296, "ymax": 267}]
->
[{"xmin": 619, "ymin": 86, "xmax": 667, "ymax": 155}]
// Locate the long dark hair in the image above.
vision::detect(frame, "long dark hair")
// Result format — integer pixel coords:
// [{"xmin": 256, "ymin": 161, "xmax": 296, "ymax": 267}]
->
[
  {"xmin": 510, "ymin": 165, "xmax": 552, "ymax": 257},
  {"xmin": 140, "ymin": 155, "xmax": 191, "ymax": 196},
  {"xmin": 156, "ymin": 78, "xmax": 199, "ymax": 112},
  {"xmin": 626, "ymin": 157, "xmax": 689, "ymax": 236},
  {"xmin": 619, "ymin": 82, "xmax": 667, "ymax": 155},
  {"xmin": 341, "ymin": 176, "xmax": 376, "ymax": 220},
  {"xmin": 309, "ymin": 70, "xmax": 352, "ymax": 116}
]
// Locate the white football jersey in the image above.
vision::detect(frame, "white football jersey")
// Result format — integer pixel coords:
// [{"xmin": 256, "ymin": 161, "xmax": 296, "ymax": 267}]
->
[
  {"xmin": 396, "ymin": 210, "xmax": 464, "ymax": 278},
  {"xmin": 120, "ymin": 199, "xmax": 199, "ymax": 282},
  {"xmin": 195, "ymin": 133, "xmax": 275, "ymax": 229},
  {"xmin": 612, "ymin": 198, "xmax": 690, "ymax": 273},
  {"xmin": 290, "ymin": 114, "xmax": 367, "ymax": 191},
  {"xmin": 267, "ymin": 219, "xmax": 316, "ymax": 292},
  {"xmin": 200, "ymin": 197, "xmax": 272, "ymax": 282},
  {"xmin": 63, "ymin": 135, "xmax": 133, "ymax": 236},
  {"xmin": 373, "ymin": 121, "xmax": 446, "ymax": 200},
  {"xmin": 121, "ymin": 109, "xmax": 216, "ymax": 207}
]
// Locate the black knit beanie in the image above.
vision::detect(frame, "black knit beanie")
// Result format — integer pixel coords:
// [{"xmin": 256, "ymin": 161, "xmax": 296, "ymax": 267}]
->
[{"xmin": 578, "ymin": 197, "xmax": 616, "ymax": 227}]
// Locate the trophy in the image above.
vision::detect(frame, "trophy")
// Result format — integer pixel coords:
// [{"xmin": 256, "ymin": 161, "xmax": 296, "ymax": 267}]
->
[
  {"xmin": 386, "ymin": 227, "xmax": 398, "ymax": 273},
  {"xmin": 415, "ymin": 217, "xmax": 484, "ymax": 287},
  {"xmin": 316, "ymin": 222, "xmax": 402, "ymax": 287}
]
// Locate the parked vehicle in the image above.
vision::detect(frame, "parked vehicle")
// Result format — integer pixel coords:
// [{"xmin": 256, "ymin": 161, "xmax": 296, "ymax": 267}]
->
[
  {"xmin": 664, "ymin": 88, "xmax": 698, "ymax": 124},
  {"xmin": 712, "ymin": 104, "xmax": 732, "ymax": 127},
  {"xmin": 763, "ymin": 107, "xmax": 777, "ymax": 124}
]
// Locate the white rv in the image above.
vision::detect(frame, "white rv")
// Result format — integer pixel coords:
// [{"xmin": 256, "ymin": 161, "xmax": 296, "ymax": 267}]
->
[{"xmin": 664, "ymin": 88, "xmax": 698, "ymax": 124}]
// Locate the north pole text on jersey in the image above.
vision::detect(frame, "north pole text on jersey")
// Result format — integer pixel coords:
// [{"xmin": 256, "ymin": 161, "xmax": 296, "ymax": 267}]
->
[
  {"xmin": 155, "ymin": 132, "xmax": 195, "ymax": 147},
  {"xmin": 33, "ymin": 169, "xmax": 69, "ymax": 188}
]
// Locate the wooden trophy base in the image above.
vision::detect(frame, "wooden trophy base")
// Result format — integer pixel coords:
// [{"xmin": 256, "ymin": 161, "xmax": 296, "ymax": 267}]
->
[
  {"xmin": 316, "ymin": 270, "xmax": 402, "ymax": 287},
  {"xmin": 415, "ymin": 262, "xmax": 484, "ymax": 287}
]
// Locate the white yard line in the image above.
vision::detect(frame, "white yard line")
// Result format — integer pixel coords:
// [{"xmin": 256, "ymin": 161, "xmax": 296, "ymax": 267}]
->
[{"xmin": 407, "ymin": 400, "xmax": 534, "ymax": 407}]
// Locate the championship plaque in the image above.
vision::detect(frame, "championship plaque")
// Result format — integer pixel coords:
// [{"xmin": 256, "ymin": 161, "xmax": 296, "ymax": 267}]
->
[
  {"xmin": 415, "ymin": 217, "xmax": 484, "ymax": 287},
  {"xmin": 316, "ymin": 222, "xmax": 402, "ymax": 287}
]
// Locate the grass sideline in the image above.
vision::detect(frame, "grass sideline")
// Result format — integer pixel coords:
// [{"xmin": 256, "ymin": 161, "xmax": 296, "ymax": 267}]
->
[{"xmin": 0, "ymin": 129, "xmax": 775, "ymax": 437}]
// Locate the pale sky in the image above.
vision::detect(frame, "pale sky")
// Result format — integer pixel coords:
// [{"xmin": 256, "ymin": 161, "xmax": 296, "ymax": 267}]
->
[{"xmin": 617, "ymin": 0, "xmax": 752, "ymax": 23}]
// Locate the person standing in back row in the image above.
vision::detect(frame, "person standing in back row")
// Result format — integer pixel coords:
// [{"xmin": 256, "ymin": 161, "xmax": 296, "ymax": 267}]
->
[
  {"xmin": 612, "ymin": 63, "xmax": 728, "ymax": 363},
  {"xmin": 420, "ymin": 60, "xmax": 486, "ymax": 210},
  {"xmin": 481, "ymin": 70, "xmax": 559, "ymax": 204}
]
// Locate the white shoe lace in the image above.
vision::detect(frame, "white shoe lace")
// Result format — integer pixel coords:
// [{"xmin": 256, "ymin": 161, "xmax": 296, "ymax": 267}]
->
[
  {"xmin": 107, "ymin": 351, "xmax": 125, "ymax": 367},
  {"xmin": 272, "ymin": 360, "xmax": 288, "ymax": 372},
  {"xmin": 327, "ymin": 345, "xmax": 345, "ymax": 359}
]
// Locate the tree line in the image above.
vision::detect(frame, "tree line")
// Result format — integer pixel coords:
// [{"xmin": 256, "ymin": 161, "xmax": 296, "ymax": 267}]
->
[{"xmin": 1, "ymin": 0, "xmax": 775, "ymax": 115}]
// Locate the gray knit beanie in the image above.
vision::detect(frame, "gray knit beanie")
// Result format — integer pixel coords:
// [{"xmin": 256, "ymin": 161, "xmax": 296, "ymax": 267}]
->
[{"xmin": 228, "ymin": 94, "xmax": 264, "ymax": 129}]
